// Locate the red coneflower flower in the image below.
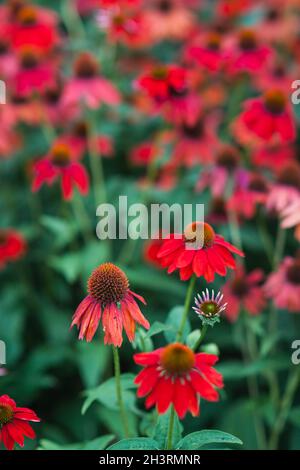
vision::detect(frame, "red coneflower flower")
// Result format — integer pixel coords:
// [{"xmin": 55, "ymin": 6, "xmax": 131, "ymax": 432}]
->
[
  {"xmin": 226, "ymin": 29, "xmax": 273, "ymax": 74},
  {"xmin": 157, "ymin": 222, "xmax": 244, "ymax": 282},
  {"xmin": 240, "ymin": 89, "xmax": 296, "ymax": 143},
  {"xmin": 222, "ymin": 266, "xmax": 266, "ymax": 322},
  {"xmin": 0, "ymin": 229, "xmax": 26, "ymax": 269},
  {"xmin": 136, "ymin": 64, "xmax": 187, "ymax": 102},
  {"xmin": 71, "ymin": 263, "xmax": 149, "ymax": 347},
  {"xmin": 0, "ymin": 395, "xmax": 40, "ymax": 451},
  {"xmin": 7, "ymin": 4, "xmax": 60, "ymax": 53},
  {"xmin": 185, "ymin": 32, "xmax": 226, "ymax": 72},
  {"xmin": 31, "ymin": 139, "xmax": 89, "ymax": 200},
  {"xmin": 134, "ymin": 344, "xmax": 223, "ymax": 418},
  {"xmin": 264, "ymin": 256, "xmax": 300, "ymax": 313},
  {"xmin": 62, "ymin": 52, "xmax": 121, "ymax": 109}
]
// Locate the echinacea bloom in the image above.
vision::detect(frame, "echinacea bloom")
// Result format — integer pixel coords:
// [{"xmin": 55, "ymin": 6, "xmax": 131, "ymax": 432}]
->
[
  {"xmin": 136, "ymin": 65, "xmax": 187, "ymax": 103},
  {"xmin": 0, "ymin": 229, "xmax": 26, "ymax": 269},
  {"xmin": 222, "ymin": 266, "xmax": 266, "ymax": 322},
  {"xmin": 252, "ymin": 144, "xmax": 295, "ymax": 171},
  {"xmin": 71, "ymin": 263, "xmax": 149, "ymax": 347},
  {"xmin": 171, "ymin": 112, "xmax": 220, "ymax": 166},
  {"xmin": 13, "ymin": 46, "xmax": 56, "ymax": 98},
  {"xmin": 134, "ymin": 343, "xmax": 223, "ymax": 418},
  {"xmin": 6, "ymin": 4, "xmax": 60, "ymax": 53},
  {"xmin": 0, "ymin": 395, "xmax": 40, "ymax": 450},
  {"xmin": 31, "ymin": 140, "xmax": 89, "ymax": 200},
  {"xmin": 196, "ymin": 144, "xmax": 243, "ymax": 197},
  {"xmin": 226, "ymin": 29, "xmax": 273, "ymax": 75},
  {"xmin": 62, "ymin": 52, "xmax": 120, "ymax": 109},
  {"xmin": 264, "ymin": 256, "xmax": 300, "ymax": 313},
  {"xmin": 144, "ymin": 0, "xmax": 195, "ymax": 42},
  {"xmin": 280, "ymin": 200, "xmax": 300, "ymax": 242},
  {"xmin": 193, "ymin": 289, "xmax": 227, "ymax": 326},
  {"xmin": 228, "ymin": 172, "xmax": 269, "ymax": 220},
  {"xmin": 240, "ymin": 89, "xmax": 296, "ymax": 143},
  {"xmin": 157, "ymin": 222, "xmax": 244, "ymax": 282},
  {"xmin": 185, "ymin": 32, "xmax": 226, "ymax": 72},
  {"xmin": 266, "ymin": 162, "xmax": 300, "ymax": 214}
]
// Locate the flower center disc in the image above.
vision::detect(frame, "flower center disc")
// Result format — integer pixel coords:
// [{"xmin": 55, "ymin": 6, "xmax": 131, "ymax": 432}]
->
[
  {"xmin": 207, "ymin": 32, "xmax": 221, "ymax": 51},
  {"xmin": 19, "ymin": 46, "xmax": 40, "ymax": 68},
  {"xmin": 184, "ymin": 222, "xmax": 215, "ymax": 248},
  {"xmin": 17, "ymin": 5, "xmax": 37, "ymax": 25},
  {"xmin": 88, "ymin": 263, "xmax": 129, "ymax": 305},
  {"xmin": 200, "ymin": 301, "xmax": 220, "ymax": 317},
  {"xmin": 0, "ymin": 405, "xmax": 14, "ymax": 425},
  {"xmin": 0, "ymin": 230, "xmax": 8, "ymax": 246},
  {"xmin": 157, "ymin": 0, "xmax": 172, "ymax": 13},
  {"xmin": 264, "ymin": 90, "xmax": 286, "ymax": 115},
  {"xmin": 239, "ymin": 30, "xmax": 257, "ymax": 51},
  {"xmin": 51, "ymin": 143, "xmax": 71, "ymax": 166},
  {"xmin": 74, "ymin": 53, "xmax": 99, "ymax": 79},
  {"xmin": 216, "ymin": 146, "xmax": 239, "ymax": 170},
  {"xmin": 287, "ymin": 261, "xmax": 300, "ymax": 285},
  {"xmin": 161, "ymin": 343, "xmax": 195, "ymax": 375},
  {"xmin": 277, "ymin": 163, "xmax": 300, "ymax": 189},
  {"xmin": 232, "ymin": 278, "xmax": 249, "ymax": 297}
]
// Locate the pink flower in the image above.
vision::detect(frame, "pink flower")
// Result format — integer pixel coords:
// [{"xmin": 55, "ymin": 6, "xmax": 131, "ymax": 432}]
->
[
  {"xmin": 266, "ymin": 163, "xmax": 300, "ymax": 214},
  {"xmin": 265, "ymin": 257, "xmax": 300, "ymax": 313},
  {"xmin": 62, "ymin": 53, "xmax": 121, "ymax": 109}
]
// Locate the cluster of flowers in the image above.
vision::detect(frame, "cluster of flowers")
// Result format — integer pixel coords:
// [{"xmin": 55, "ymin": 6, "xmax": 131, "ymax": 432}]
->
[{"xmin": 1, "ymin": 0, "xmax": 300, "ymax": 450}]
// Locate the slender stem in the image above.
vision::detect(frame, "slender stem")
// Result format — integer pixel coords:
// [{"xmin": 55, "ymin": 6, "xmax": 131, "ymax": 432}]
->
[
  {"xmin": 269, "ymin": 368, "xmax": 300, "ymax": 450},
  {"xmin": 257, "ymin": 210, "xmax": 274, "ymax": 267},
  {"xmin": 112, "ymin": 346, "xmax": 130, "ymax": 438},
  {"xmin": 176, "ymin": 275, "xmax": 196, "ymax": 342},
  {"xmin": 70, "ymin": 192, "xmax": 92, "ymax": 244},
  {"xmin": 241, "ymin": 318, "xmax": 267, "ymax": 450},
  {"xmin": 166, "ymin": 406, "xmax": 176, "ymax": 450},
  {"xmin": 193, "ymin": 324, "xmax": 208, "ymax": 351},
  {"xmin": 273, "ymin": 226, "xmax": 286, "ymax": 270}
]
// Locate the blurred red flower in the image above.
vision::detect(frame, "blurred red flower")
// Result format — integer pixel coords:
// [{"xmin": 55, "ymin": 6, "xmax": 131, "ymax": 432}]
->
[
  {"xmin": 0, "ymin": 395, "xmax": 40, "ymax": 451},
  {"xmin": 31, "ymin": 139, "xmax": 89, "ymax": 200},
  {"xmin": 239, "ymin": 90, "xmax": 296, "ymax": 143},
  {"xmin": 0, "ymin": 230, "xmax": 26, "ymax": 269}
]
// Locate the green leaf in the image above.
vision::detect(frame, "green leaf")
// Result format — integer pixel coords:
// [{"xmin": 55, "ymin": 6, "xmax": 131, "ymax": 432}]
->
[
  {"xmin": 289, "ymin": 407, "xmax": 300, "ymax": 428},
  {"xmin": 152, "ymin": 409, "xmax": 183, "ymax": 450},
  {"xmin": 39, "ymin": 435, "xmax": 114, "ymax": 450},
  {"xmin": 218, "ymin": 356, "xmax": 290, "ymax": 380},
  {"xmin": 40, "ymin": 215, "xmax": 77, "ymax": 248},
  {"xmin": 49, "ymin": 252, "xmax": 82, "ymax": 283},
  {"xmin": 164, "ymin": 306, "xmax": 191, "ymax": 343},
  {"xmin": 144, "ymin": 321, "xmax": 172, "ymax": 340},
  {"xmin": 82, "ymin": 373, "xmax": 138, "ymax": 415},
  {"xmin": 108, "ymin": 438, "xmax": 160, "ymax": 450},
  {"xmin": 176, "ymin": 430, "xmax": 243, "ymax": 450},
  {"xmin": 77, "ymin": 341, "xmax": 110, "ymax": 389}
]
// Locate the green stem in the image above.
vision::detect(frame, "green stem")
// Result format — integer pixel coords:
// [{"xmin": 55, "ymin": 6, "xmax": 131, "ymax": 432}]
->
[
  {"xmin": 70, "ymin": 192, "xmax": 92, "ymax": 244},
  {"xmin": 112, "ymin": 346, "xmax": 130, "ymax": 438},
  {"xmin": 176, "ymin": 275, "xmax": 196, "ymax": 342},
  {"xmin": 193, "ymin": 324, "xmax": 208, "ymax": 351},
  {"xmin": 166, "ymin": 406, "xmax": 176, "ymax": 450},
  {"xmin": 273, "ymin": 226, "xmax": 286, "ymax": 270},
  {"xmin": 241, "ymin": 317, "xmax": 267, "ymax": 450},
  {"xmin": 87, "ymin": 126, "xmax": 107, "ymax": 207},
  {"xmin": 269, "ymin": 368, "xmax": 300, "ymax": 450}
]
